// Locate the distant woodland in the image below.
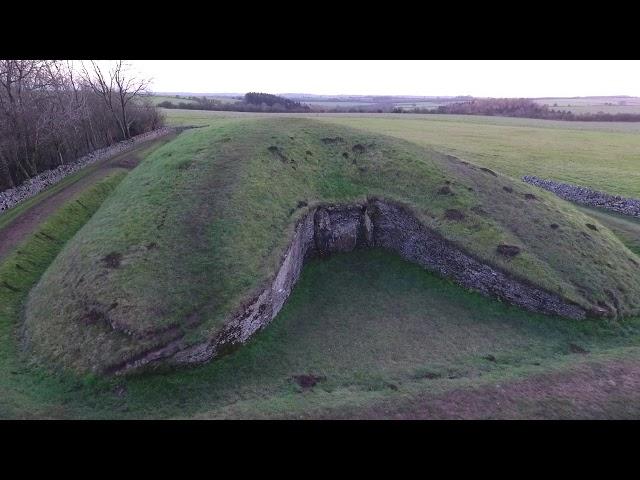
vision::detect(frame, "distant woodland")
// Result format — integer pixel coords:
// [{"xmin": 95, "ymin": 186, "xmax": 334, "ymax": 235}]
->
[
  {"xmin": 157, "ymin": 92, "xmax": 312, "ymax": 113},
  {"xmin": 159, "ymin": 94, "xmax": 640, "ymax": 121},
  {"xmin": 398, "ymin": 98, "xmax": 640, "ymax": 121}
]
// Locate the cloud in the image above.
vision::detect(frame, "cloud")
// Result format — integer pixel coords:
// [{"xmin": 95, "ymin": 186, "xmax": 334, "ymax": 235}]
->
[{"xmin": 124, "ymin": 60, "xmax": 640, "ymax": 97}]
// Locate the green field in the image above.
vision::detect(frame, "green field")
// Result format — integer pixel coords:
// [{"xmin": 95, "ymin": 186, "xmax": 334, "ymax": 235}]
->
[{"xmin": 3, "ymin": 111, "xmax": 640, "ymax": 418}]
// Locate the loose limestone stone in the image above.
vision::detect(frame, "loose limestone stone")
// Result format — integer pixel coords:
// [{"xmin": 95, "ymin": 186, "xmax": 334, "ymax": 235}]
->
[{"xmin": 523, "ymin": 175, "xmax": 640, "ymax": 218}]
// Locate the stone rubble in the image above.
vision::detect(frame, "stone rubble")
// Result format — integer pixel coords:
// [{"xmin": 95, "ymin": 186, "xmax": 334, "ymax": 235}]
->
[
  {"xmin": 522, "ymin": 175, "xmax": 640, "ymax": 218},
  {"xmin": 0, "ymin": 127, "xmax": 174, "ymax": 215}
]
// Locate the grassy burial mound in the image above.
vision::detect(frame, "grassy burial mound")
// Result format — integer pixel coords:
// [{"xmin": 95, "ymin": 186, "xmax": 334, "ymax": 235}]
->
[{"xmin": 23, "ymin": 118, "xmax": 640, "ymax": 375}]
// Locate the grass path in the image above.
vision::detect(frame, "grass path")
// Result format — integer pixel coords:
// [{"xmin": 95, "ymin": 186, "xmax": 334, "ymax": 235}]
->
[{"xmin": 0, "ymin": 134, "xmax": 176, "ymax": 261}]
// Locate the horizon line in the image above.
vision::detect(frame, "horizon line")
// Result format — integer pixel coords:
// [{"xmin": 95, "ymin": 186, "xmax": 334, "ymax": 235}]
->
[{"xmin": 149, "ymin": 92, "xmax": 638, "ymax": 99}]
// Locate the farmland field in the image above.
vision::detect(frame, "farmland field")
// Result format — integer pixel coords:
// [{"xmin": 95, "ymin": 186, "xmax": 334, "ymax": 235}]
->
[
  {"xmin": 533, "ymin": 96, "xmax": 640, "ymax": 114},
  {"xmin": 300, "ymin": 101, "xmax": 377, "ymax": 108},
  {"xmin": 554, "ymin": 105, "xmax": 640, "ymax": 115},
  {"xmin": 534, "ymin": 96, "xmax": 640, "ymax": 106},
  {"xmin": 144, "ymin": 95, "xmax": 199, "ymax": 106},
  {"xmin": 145, "ymin": 95, "xmax": 240, "ymax": 106}
]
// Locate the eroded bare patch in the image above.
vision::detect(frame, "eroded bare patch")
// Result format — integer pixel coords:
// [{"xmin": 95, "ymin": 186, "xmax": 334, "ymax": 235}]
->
[
  {"xmin": 497, "ymin": 244, "xmax": 521, "ymax": 257},
  {"xmin": 102, "ymin": 252, "xmax": 122, "ymax": 269},
  {"xmin": 444, "ymin": 209, "xmax": 465, "ymax": 221},
  {"xmin": 293, "ymin": 374, "xmax": 326, "ymax": 389}
]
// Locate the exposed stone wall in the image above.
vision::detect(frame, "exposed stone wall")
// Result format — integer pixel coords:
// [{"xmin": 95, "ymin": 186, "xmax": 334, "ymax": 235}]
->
[
  {"xmin": 113, "ymin": 198, "xmax": 586, "ymax": 375},
  {"xmin": 0, "ymin": 127, "xmax": 174, "ymax": 214},
  {"xmin": 523, "ymin": 175, "xmax": 640, "ymax": 218},
  {"xmin": 167, "ymin": 213, "xmax": 318, "ymax": 368},
  {"xmin": 367, "ymin": 200, "xmax": 585, "ymax": 319}
]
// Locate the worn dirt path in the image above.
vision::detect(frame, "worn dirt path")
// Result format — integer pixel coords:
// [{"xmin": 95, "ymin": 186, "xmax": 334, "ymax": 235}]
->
[{"xmin": 0, "ymin": 134, "xmax": 175, "ymax": 261}]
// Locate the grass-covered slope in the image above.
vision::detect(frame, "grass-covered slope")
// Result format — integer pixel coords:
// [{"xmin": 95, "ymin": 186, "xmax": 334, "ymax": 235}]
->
[
  {"xmin": 23, "ymin": 118, "xmax": 640, "ymax": 374},
  {"xmin": 0, "ymin": 173, "xmax": 127, "ymax": 412}
]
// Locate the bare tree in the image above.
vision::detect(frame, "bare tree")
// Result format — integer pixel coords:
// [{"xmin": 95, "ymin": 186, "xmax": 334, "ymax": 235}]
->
[
  {"xmin": 0, "ymin": 59, "xmax": 162, "ymax": 191},
  {"xmin": 82, "ymin": 60, "xmax": 150, "ymax": 139},
  {"xmin": 0, "ymin": 60, "xmax": 54, "ymax": 180}
]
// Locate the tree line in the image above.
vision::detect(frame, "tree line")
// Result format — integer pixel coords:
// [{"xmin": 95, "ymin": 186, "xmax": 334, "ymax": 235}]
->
[
  {"xmin": 0, "ymin": 60, "xmax": 164, "ymax": 191},
  {"xmin": 157, "ymin": 92, "xmax": 312, "ymax": 113},
  {"xmin": 393, "ymin": 98, "xmax": 640, "ymax": 121},
  {"xmin": 158, "ymin": 94, "xmax": 400, "ymax": 113}
]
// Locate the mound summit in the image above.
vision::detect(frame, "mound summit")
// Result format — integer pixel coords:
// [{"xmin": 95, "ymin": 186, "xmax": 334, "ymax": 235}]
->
[{"xmin": 23, "ymin": 118, "xmax": 640, "ymax": 374}]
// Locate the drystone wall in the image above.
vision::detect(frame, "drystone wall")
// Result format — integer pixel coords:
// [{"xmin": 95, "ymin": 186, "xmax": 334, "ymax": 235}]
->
[
  {"xmin": 0, "ymin": 127, "xmax": 174, "ymax": 214},
  {"xmin": 113, "ymin": 198, "xmax": 586, "ymax": 375},
  {"xmin": 523, "ymin": 175, "xmax": 640, "ymax": 218}
]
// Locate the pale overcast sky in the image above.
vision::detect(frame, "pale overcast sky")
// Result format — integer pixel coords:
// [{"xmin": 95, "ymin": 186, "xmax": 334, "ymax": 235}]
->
[{"xmin": 109, "ymin": 60, "xmax": 640, "ymax": 97}]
